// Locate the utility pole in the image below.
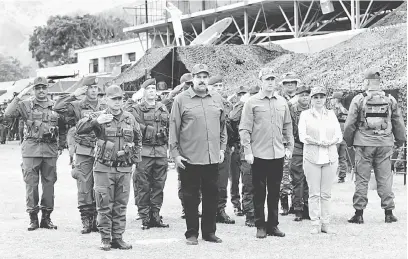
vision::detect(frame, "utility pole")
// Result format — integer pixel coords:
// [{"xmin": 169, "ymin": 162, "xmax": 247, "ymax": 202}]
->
[{"xmin": 145, "ymin": 0, "xmax": 149, "ymax": 49}]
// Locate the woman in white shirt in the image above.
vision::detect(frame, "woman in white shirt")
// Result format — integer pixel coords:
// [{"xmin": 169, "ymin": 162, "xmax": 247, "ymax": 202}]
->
[{"xmin": 298, "ymin": 87, "xmax": 342, "ymax": 234}]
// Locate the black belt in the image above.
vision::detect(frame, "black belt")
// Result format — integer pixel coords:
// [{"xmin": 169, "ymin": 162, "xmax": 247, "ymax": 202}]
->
[
  {"xmin": 97, "ymin": 159, "xmax": 131, "ymax": 167},
  {"xmin": 28, "ymin": 138, "xmax": 57, "ymax": 143}
]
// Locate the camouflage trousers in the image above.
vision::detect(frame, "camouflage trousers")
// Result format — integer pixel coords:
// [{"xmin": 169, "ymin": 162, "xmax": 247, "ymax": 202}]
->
[
  {"xmin": 280, "ymin": 157, "xmax": 292, "ymax": 196},
  {"xmin": 67, "ymin": 127, "xmax": 76, "ymax": 157},
  {"xmin": 94, "ymin": 171, "xmax": 131, "ymax": 240},
  {"xmin": 72, "ymin": 154, "xmax": 96, "ymax": 217}
]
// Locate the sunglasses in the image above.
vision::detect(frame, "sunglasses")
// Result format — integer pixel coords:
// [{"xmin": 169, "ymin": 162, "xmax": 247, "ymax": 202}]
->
[
  {"xmin": 34, "ymin": 86, "xmax": 47, "ymax": 90},
  {"xmin": 111, "ymin": 97, "xmax": 123, "ymax": 101},
  {"xmin": 312, "ymin": 94, "xmax": 326, "ymax": 99}
]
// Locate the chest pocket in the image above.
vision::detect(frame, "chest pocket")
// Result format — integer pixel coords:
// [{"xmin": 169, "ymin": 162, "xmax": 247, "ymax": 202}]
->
[
  {"xmin": 184, "ymin": 103, "xmax": 203, "ymax": 119},
  {"xmin": 160, "ymin": 113, "xmax": 169, "ymax": 126},
  {"xmin": 275, "ymin": 105, "xmax": 286, "ymax": 126},
  {"xmin": 81, "ymin": 109, "xmax": 93, "ymax": 119},
  {"xmin": 253, "ymin": 105, "xmax": 268, "ymax": 124},
  {"xmin": 143, "ymin": 112, "xmax": 155, "ymax": 126},
  {"xmin": 123, "ymin": 128, "xmax": 134, "ymax": 142},
  {"xmin": 208, "ymin": 103, "xmax": 222, "ymax": 119}
]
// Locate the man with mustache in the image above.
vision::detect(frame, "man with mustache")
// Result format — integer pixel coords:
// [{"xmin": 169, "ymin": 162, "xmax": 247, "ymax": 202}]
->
[{"xmin": 4, "ymin": 76, "xmax": 67, "ymax": 231}]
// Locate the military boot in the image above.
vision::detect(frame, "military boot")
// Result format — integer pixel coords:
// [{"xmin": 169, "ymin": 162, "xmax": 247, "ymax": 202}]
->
[
  {"xmin": 280, "ymin": 194, "xmax": 289, "ymax": 216},
  {"xmin": 245, "ymin": 214, "xmax": 255, "ymax": 227},
  {"xmin": 80, "ymin": 215, "xmax": 91, "ymax": 234},
  {"xmin": 91, "ymin": 212, "xmax": 99, "ymax": 232},
  {"xmin": 111, "ymin": 238, "xmax": 132, "ymax": 250},
  {"xmin": 150, "ymin": 211, "xmax": 169, "ymax": 228},
  {"xmin": 216, "ymin": 210, "xmax": 235, "ymax": 224},
  {"xmin": 40, "ymin": 211, "xmax": 57, "ymax": 229},
  {"xmin": 28, "ymin": 213, "xmax": 39, "ymax": 231},
  {"xmin": 348, "ymin": 210, "xmax": 364, "ymax": 224},
  {"xmin": 234, "ymin": 207, "xmax": 244, "ymax": 217},
  {"xmin": 141, "ymin": 215, "xmax": 150, "ymax": 230},
  {"xmin": 385, "ymin": 210, "xmax": 398, "ymax": 223},
  {"xmin": 294, "ymin": 210, "xmax": 303, "ymax": 222},
  {"xmin": 302, "ymin": 205, "xmax": 311, "ymax": 220},
  {"xmin": 100, "ymin": 238, "xmax": 111, "ymax": 251}
]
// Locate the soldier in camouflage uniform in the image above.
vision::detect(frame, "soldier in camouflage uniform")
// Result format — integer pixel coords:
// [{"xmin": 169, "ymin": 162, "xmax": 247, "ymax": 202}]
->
[
  {"xmin": 76, "ymin": 85, "xmax": 142, "ymax": 250},
  {"xmin": 330, "ymin": 91, "xmax": 349, "ymax": 183},
  {"xmin": 54, "ymin": 76, "xmax": 107, "ymax": 234},
  {"xmin": 5, "ymin": 77, "xmax": 67, "ymax": 231},
  {"xmin": 126, "ymin": 78, "xmax": 170, "ymax": 230},
  {"xmin": 0, "ymin": 103, "xmax": 8, "ymax": 144},
  {"xmin": 208, "ymin": 75, "xmax": 235, "ymax": 224},
  {"xmin": 278, "ymin": 72, "xmax": 299, "ymax": 215}
]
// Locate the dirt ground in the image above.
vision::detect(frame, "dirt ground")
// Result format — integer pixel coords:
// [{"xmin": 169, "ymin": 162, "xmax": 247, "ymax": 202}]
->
[{"xmin": 0, "ymin": 141, "xmax": 406, "ymax": 259}]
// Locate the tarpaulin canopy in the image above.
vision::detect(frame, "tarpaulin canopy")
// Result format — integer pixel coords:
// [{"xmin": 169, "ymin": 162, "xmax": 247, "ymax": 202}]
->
[{"xmin": 65, "ymin": 76, "xmax": 114, "ymax": 93}]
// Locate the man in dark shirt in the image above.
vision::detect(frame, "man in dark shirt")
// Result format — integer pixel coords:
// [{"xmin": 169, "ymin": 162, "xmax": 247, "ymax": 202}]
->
[{"xmin": 169, "ymin": 64, "xmax": 227, "ymax": 245}]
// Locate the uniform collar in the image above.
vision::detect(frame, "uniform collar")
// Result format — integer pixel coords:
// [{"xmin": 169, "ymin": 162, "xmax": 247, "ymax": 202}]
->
[
  {"xmin": 187, "ymin": 86, "xmax": 212, "ymax": 98},
  {"xmin": 33, "ymin": 97, "xmax": 53, "ymax": 108},
  {"xmin": 257, "ymin": 90, "xmax": 279, "ymax": 100},
  {"xmin": 310, "ymin": 107, "xmax": 328, "ymax": 117}
]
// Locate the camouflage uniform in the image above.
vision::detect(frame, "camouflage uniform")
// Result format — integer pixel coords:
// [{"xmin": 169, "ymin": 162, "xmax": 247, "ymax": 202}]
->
[
  {"xmin": 54, "ymin": 85, "xmax": 107, "ymax": 232},
  {"xmin": 0, "ymin": 109, "xmax": 8, "ymax": 144},
  {"xmin": 331, "ymin": 96, "xmax": 349, "ymax": 181}
]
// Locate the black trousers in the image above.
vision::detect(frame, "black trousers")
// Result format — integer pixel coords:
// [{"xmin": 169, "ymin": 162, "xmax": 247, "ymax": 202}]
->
[
  {"xmin": 252, "ymin": 157, "xmax": 284, "ymax": 229},
  {"xmin": 179, "ymin": 162, "xmax": 219, "ymax": 238}
]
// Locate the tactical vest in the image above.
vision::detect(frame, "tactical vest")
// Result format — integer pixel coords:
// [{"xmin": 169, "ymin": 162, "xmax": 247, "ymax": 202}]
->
[
  {"xmin": 358, "ymin": 91, "xmax": 392, "ymax": 136},
  {"xmin": 23, "ymin": 99, "xmax": 59, "ymax": 143},
  {"xmin": 139, "ymin": 102, "xmax": 169, "ymax": 146},
  {"xmin": 95, "ymin": 112, "xmax": 140, "ymax": 167},
  {"xmin": 74, "ymin": 100, "xmax": 107, "ymax": 148}
]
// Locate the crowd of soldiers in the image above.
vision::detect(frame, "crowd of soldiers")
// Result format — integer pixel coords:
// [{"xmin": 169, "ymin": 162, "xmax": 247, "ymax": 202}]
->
[{"xmin": 2, "ymin": 64, "xmax": 406, "ymax": 250}]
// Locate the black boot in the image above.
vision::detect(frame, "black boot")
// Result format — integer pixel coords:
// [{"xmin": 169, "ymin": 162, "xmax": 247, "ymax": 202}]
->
[
  {"xmin": 234, "ymin": 207, "xmax": 244, "ymax": 217},
  {"xmin": 40, "ymin": 211, "xmax": 57, "ymax": 229},
  {"xmin": 288, "ymin": 206, "xmax": 295, "ymax": 215},
  {"xmin": 294, "ymin": 210, "xmax": 303, "ymax": 222},
  {"xmin": 280, "ymin": 194, "xmax": 289, "ymax": 216},
  {"xmin": 150, "ymin": 211, "xmax": 169, "ymax": 228},
  {"xmin": 91, "ymin": 212, "xmax": 99, "ymax": 232},
  {"xmin": 245, "ymin": 214, "xmax": 255, "ymax": 227},
  {"xmin": 141, "ymin": 215, "xmax": 150, "ymax": 230},
  {"xmin": 80, "ymin": 215, "xmax": 91, "ymax": 234},
  {"xmin": 348, "ymin": 209, "xmax": 364, "ymax": 224},
  {"xmin": 216, "ymin": 210, "xmax": 235, "ymax": 224},
  {"xmin": 267, "ymin": 226, "xmax": 286, "ymax": 237},
  {"xmin": 385, "ymin": 210, "xmax": 398, "ymax": 223},
  {"xmin": 302, "ymin": 205, "xmax": 311, "ymax": 220},
  {"xmin": 111, "ymin": 238, "xmax": 132, "ymax": 250},
  {"xmin": 28, "ymin": 213, "xmax": 39, "ymax": 231},
  {"xmin": 100, "ymin": 238, "xmax": 111, "ymax": 251}
]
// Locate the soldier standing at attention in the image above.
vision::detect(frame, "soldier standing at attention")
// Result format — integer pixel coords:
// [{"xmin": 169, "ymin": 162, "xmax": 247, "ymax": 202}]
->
[
  {"xmin": 169, "ymin": 64, "xmax": 227, "ymax": 245},
  {"xmin": 54, "ymin": 76, "xmax": 107, "ymax": 234},
  {"xmin": 329, "ymin": 91, "xmax": 349, "ymax": 183},
  {"xmin": 344, "ymin": 68, "xmax": 406, "ymax": 224},
  {"xmin": 127, "ymin": 78, "xmax": 170, "ymax": 230},
  {"xmin": 5, "ymin": 76, "xmax": 66, "ymax": 231},
  {"xmin": 76, "ymin": 85, "xmax": 142, "ymax": 251},
  {"xmin": 240, "ymin": 68, "xmax": 293, "ymax": 239},
  {"xmin": 278, "ymin": 72, "xmax": 300, "ymax": 215},
  {"xmin": 0, "ymin": 104, "xmax": 7, "ymax": 144},
  {"xmin": 208, "ymin": 75, "xmax": 235, "ymax": 224}
]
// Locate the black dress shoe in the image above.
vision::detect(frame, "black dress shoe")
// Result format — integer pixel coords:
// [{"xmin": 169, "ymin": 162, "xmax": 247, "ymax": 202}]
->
[
  {"xmin": 186, "ymin": 236, "xmax": 198, "ymax": 245},
  {"xmin": 111, "ymin": 238, "xmax": 132, "ymax": 250},
  {"xmin": 203, "ymin": 234, "xmax": 222, "ymax": 243},
  {"xmin": 256, "ymin": 227, "xmax": 267, "ymax": 239},
  {"xmin": 267, "ymin": 226, "xmax": 285, "ymax": 237}
]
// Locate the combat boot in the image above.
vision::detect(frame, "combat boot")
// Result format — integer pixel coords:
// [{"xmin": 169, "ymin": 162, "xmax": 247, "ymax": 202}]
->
[
  {"xmin": 234, "ymin": 207, "xmax": 244, "ymax": 217},
  {"xmin": 28, "ymin": 213, "xmax": 39, "ymax": 231},
  {"xmin": 294, "ymin": 210, "xmax": 303, "ymax": 222},
  {"xmin": 111, "ymin": 238, "xmax": 132, "ymax": 250},
  {"xmin": 348, "ymin": 210, "xmax": 364, "ymax": 224},
  {"xmin": 100, "ymin": 239, "xmax": 111, "ymax": 251},
  {"xmin": 80, "ymin": 215, "xmax": 91, "ymax": 234},
  {"xmin": 245, "ymin": 214, "xmax": 255, "ymax": 227},
  {"xmin": 280, "ymin": 194, "xmax": 289, "ymax": 216},
  {"xmin": 288, "ymin": 205, "xmax": 295, "ymax": 215},
  {"xmin": 40, "ymin": 211, "xmax": 57, "ymax": 229},
  {"xmin": 141, "ymin": 217, "xmax": 150, "ymax": 230},
  {"xmin": 302, "ymin": 205, "xmax": 311, "ymax": 220},
  {"xmin": 216, "ymin": 210, "xmax": 235, "ymax": 224},
  {"xmin": 385, "ymin": 210, "xmax": 398, "ymax": 223},
  {"xmin": 150, "ymin": 211, "xmax": 169, "ymax": 228}
]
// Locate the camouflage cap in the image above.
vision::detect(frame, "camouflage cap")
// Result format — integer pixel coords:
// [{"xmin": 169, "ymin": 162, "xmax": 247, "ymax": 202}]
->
[
  {"xmin": 258, "ymin": 67, "xmax": 276, "ymax": 80},
  {"xmin": 140, "ymin": 78, "xmax": 156, "ymax": 89},
  {"xmin": 83, "ymin": 76, "xmax": 98, "ymax": 86},
  {"xmin": 191, "ymin": 64, "xmax": 209, "ymax": 75},
  {"xmin": 330, "ymin": 91, "xmax": 344, "ymax": 99},
  {"xmin": 281, "ymin": 72, "xmax": 301, "ymax": 84},
  {"xmin": 237, "ymin": 85, "xmax": 248, "ymax": 94},
  {"xmin": 105, "ymin": 85, "xmax": 123, "ymax": 99},
  {"xmin": 364, "ymin": 67, "xmax": 381, "ymax": 80},
  {"xmin": 208, "ymin": 75, "xmax": 223, "ymax": 85},
  {"xmin": 296, "ymin": 85, "xmax": 311, "ymax": 95},
  {"xmin": 33, "ymin": 76, "xmax": 49, "ymax": 87},
  {"xmin": 180, "ymin": 73, "xmax": 193, "ymax": 83},
  {"xmin": 310, "ymin": 86, "xmax": 327, "ymax": 97}
]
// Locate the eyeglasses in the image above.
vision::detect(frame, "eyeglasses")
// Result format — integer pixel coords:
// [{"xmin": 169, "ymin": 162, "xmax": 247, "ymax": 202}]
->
[
  {"xmin": 312, "ymin": 94, "xmax": 326, "ymax": 99},
  {"xmin": 34, "ymin": 86, "xmax": 47, "ymax": 90},
  {"xmin": 111, "ymin": 97, "xmax": 123, "ymax": 101}
]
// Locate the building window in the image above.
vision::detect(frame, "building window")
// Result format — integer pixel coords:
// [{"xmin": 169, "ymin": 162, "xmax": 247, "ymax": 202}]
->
[
  {"xmin": 128, "ymin": 52, "xmax": 136, "ymax": 62},
  {"xmin": 89, "ymin": 59, "xmax": 98, "ymax": 73},
  {"xmin": 104, "ymin": 55, "xmax": 122, "ymax": 73}
]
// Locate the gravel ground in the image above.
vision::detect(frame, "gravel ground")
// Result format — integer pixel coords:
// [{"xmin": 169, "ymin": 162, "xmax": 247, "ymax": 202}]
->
[{"xmin": 0, "ymin": 141, "xmax": 406, "ymax": 259}]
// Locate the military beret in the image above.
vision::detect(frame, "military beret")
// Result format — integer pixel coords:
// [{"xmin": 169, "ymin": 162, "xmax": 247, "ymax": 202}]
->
[
  {"xmin": 258, "ymin": 67, "xmax": 276, "ymax": 80},
  {"xmin": 208, "ymin": 75, "xmax": 223, "ymax": 85},
  {"xmin": 237, "ymin": 86, "xmax": 248, "ymax": 94},
  {"xmin": 33, "ymin": 76, "xmax": 49, "ymax": 87},
  {"xmin": 82, "ymin": 76, "xmax": 98, "ymax": 86},
  {"xmin": 281, "ymin": 72, "xmax": 301, "ymax": 84},
  {"xmin": 191, "ymin": 64, "xmax": 209, "ymax": 75},
  {"xmin": 310, "ymin": 86, "xmax": 327, "ymax": 97},
  {"xmin": 330, "ymin": 91, "xmax": 344, "ymax": 99},
  {"xmin": 296, "ymin": 85, "xmax": 311, "ymax": 95},
  {"xmin": 140, "ymin": 78, "xmax": 156, "ymax": 89},
  {"xmin": 180, "ymin": 73, "xmax": 193, "ymax": 83},
  {"xmin": 364, "ymin": 68, "xmax": 381, "ymax": 80},
  {"xmin": 105, "ymin": 85, "xmax": 123, "ymax": 99}
]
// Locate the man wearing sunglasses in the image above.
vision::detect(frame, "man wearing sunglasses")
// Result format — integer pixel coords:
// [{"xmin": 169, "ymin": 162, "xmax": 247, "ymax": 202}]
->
[
  {"xmin": 4, "ymin": 76, "xmax": 67, "ymax": 232},
  {"xmin": 76, "ymin": 85, "xmax": 142, "ymax": 251},
  {"xmin": 54, "ymin": 76, "xmax": 107, "ymax": 234},
  {"xmin": 127, "ymin": 78, "xmax": 170, "ymax": 230},
  {"xmin": 240, "ymin": 68, "xmax": 293, "ymax": 239}
]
